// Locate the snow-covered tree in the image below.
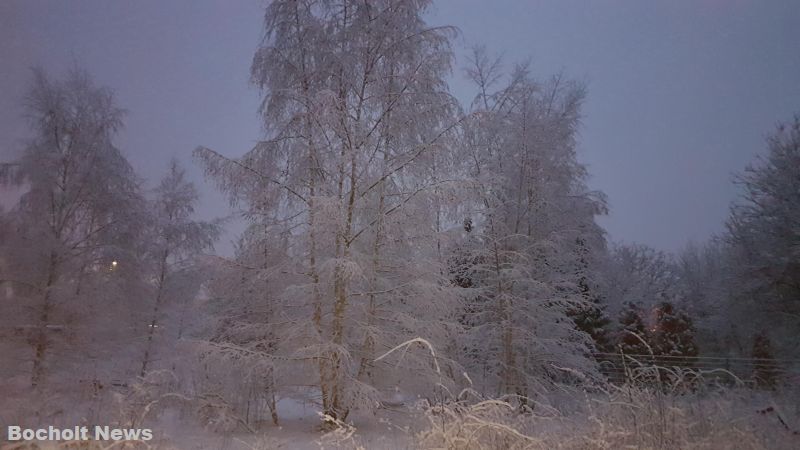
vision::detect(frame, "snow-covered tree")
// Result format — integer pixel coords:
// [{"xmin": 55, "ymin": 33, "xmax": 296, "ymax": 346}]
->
[
  {"xmin": 672, "ymin": 240, "xmax": 748, "ymax": 356},
  {"xmin": 454, "ymin": 48, "xmax": 607, "ymax": 399},
  {"xmin": 196, "ymin": 0, "xmax": 462, "ymax": 421},
  {"xmin": 138, "ymin": 159, "xmax": 220, "ymax": 377},
  {"xmin": 569, "ymin": 297, "xmax": 613, "ymax": 354},
  {"xmin": 0, "ymin": 68, "xmax": 146, "ymax": 388},
  {"xmin": 651, "ymin": 302, "xmax": 698, "ymax": 358},
  {"xmin": 616, "ymin": 302, "xmax": 651, "ymax": 356},
  {"xmin": 569, "ymin": 238, "xmax": 613, "ymax": 353},
  {"xmin": 602, "ymin": 243, "xmax": 677, "ymax": 318},
  {"xmin": 727, "ymin": 116, "xmax": 800, "ymax": 353},
  {"xmin": 192, "ymin": 0, "xmax": 612, "ymax": 422},
  {"xmin": 197, "ymin": 216, "xmax": 291, "ymax": 427}
]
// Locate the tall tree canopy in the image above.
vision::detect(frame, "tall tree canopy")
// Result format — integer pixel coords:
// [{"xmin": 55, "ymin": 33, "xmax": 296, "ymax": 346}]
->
[
  {"xmin": 728, "ymin": 117, "xmax": 800, "ymax": 327},
  {"xmin": 196, "ymin": 0, "xmax": 462, "ymax": 421},
  {"xmin": 0, "ymin": 68, "xmax": 146, "ymax": 388}
]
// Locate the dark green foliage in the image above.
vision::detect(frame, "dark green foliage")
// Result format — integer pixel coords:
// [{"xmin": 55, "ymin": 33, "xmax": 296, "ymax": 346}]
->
[
  {"xmin": 652, "ymin": 302, "xmax": 698, "ymax": 358},
  {"xmin": 616, "ymin": 302, "xmax": 651, "ymax": 356},
  {"xmin": 569, "ymin": 296, "xmax": 613, "ymax": 353},
  {"xmin": 449, "ymin": 249, "xmax": 479, "ymax": 290},
  {"xmin": 569, "ymin": 237, "xmax": 613, "ymax": 353}
]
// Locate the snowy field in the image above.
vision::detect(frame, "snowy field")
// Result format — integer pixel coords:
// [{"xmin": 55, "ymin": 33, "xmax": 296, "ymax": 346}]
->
[{"xmin": 3, "ymin": 370, "xmax": 799, "ymax": 449}]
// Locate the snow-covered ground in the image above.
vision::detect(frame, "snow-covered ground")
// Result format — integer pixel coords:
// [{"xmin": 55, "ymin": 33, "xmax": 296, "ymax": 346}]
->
[{"xmin": 5, "ymin": 375, "xmax": 799, "ymax": 449}]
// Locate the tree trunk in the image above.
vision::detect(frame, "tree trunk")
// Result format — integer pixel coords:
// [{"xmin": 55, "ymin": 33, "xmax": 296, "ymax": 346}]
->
[
  {"xmin": 357, "ymin": 153, "xmax": 387, "ymax": 382},
  {"xmin": 140, "ymin": 250, "xmax": 169, "ymax": 377},
  {"xmin": 31, "ymin": 252, "xmax": 58, "ymax": 388}
]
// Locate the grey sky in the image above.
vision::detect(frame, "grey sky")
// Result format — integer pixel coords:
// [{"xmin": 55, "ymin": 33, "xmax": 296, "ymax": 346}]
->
[{"xmin": 2, "ymin": 0, "xmax": 799, "ymax": 255}]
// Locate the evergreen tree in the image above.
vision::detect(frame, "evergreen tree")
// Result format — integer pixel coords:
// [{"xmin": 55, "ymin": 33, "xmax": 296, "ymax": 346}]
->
[
  {"xmin": 569, "ymin": 235, "xmax": 613, "ymax": 353},
  {"xmin": 616, "ymin": 302, "xmax": 651, "ymax": 356},
  {"xmin": 570, "ymin": 296, "xmax": 613, "ymax": 354},
  {"xmin": 652, "ymin": 302, "xmax": 699, "ymax": 358}
]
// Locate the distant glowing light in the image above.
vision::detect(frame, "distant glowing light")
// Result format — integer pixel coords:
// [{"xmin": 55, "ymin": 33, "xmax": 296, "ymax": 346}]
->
[{"xmin": 110, "ymin": 260, "xmax": 118, "ymax": 270}]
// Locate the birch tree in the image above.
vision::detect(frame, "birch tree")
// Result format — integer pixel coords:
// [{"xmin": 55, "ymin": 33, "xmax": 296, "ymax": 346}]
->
[
  {"xmin": 196, "ymin": 0, "xmax": 462, "ymax": 420},
  {"xmin": 455, "ymin": 49, "xmax": 607, "ymax": 400},
  {"xmin": 0, "ymin": 68, "xmax": 146, "ymax": 388},
  {"xmin": 138, "ymin": 159, "xmax": 219, "ymax": 377}
]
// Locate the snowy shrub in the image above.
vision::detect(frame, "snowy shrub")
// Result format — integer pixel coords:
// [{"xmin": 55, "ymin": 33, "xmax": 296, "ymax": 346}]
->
[{"xmin": 414, "ymin": 375, "xmax": 798, "ymax": 450}]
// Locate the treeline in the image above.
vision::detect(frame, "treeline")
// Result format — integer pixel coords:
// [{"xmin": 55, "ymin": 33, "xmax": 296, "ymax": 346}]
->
[
  {"xmin": 591, "ymin": 167, "xmax": 800, "ymax": 364},
  {"xmin": 193, "ymin": 0, "xmax": 609, "ymax": 423},
  {"xmin": 192, "ymin": 0, "xmax": 800, "ymax": 424},
  {"xmin": 0, "ymin": 69, "xmax": 219, "ymax": 396},
  {"xmin": 0, "ymin": 0, "xmax": 797, "ymax": 430}
]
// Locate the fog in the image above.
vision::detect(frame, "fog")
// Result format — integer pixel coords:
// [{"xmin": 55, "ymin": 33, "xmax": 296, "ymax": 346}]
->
[
  {"xmin": 4, "ymin": 0, "xmax": 798, "ymax": 253},
  {"xmin": 1, "ymin": 1, "xmax": 799, "ymax": 448}
]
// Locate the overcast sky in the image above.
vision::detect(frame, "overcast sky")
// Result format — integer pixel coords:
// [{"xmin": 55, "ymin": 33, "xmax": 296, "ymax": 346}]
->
[{"xmin": 2, "ymin": 0, "xmax": 799, "ymax": 255}]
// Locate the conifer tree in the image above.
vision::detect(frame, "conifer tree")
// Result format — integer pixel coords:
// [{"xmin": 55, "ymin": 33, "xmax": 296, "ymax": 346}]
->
[
  {"xmin": 570, "ymin": 296, "xmax": 613, "ymax": 354},
  {"xmin": 569, "ymin": 237, "xmax": 613, "ymax": 353},
  {"xmin": 652, "ymin": 301, "xmax": 699, "ymax": 358},
  {"xmin": 616, "ymin": 302, "xmax": 651, "ymax": 356}
]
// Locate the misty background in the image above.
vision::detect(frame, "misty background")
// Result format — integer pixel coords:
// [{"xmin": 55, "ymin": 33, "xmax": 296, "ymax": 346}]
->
[
  {"xmin": 2, "ymin": 2, "xmax": 800, "ymax": 447},
  {"xmin": 2, "ymin": 0, "xmax": 799, "ymax": 254}
]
